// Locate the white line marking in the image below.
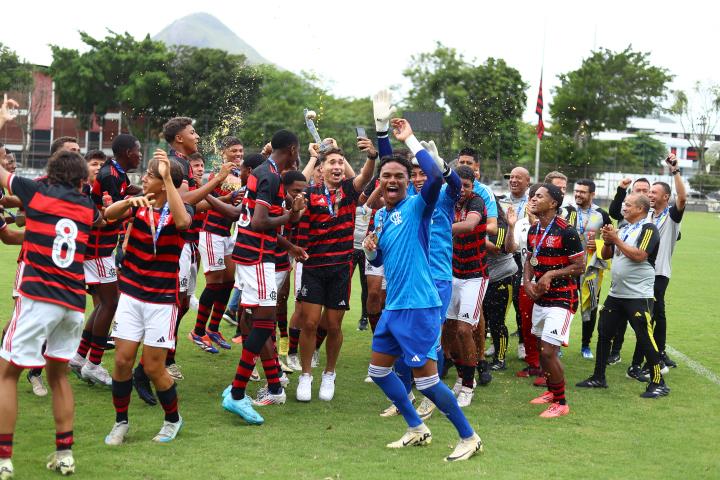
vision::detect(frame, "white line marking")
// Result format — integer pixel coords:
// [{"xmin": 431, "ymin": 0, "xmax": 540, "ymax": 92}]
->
[{"xmin": 665, "ymin": 345, "xmax": 720, "ymax": 387}]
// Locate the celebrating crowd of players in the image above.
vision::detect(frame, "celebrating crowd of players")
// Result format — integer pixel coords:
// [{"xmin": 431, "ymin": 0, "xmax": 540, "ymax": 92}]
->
[{"xmin": 0, "ymin": 88, "xmax": 687, "ymax": 477}]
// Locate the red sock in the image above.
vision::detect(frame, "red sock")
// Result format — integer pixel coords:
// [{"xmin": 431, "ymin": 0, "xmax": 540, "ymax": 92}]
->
[
  {"xmin": 0, "ymin": 433, "xmax": 12, "ymax": 459},
  {"xmin": 231, "ymin": 348, "xmax": 257, "ymax": 396},
  {"xmin": 76, "ymin": 330, "xmax": 91, "ymax": 358},
  {"xmin": 87, "ymin": 335, "xmax": 106, "ymax": 365},
  {"xmin": 208, "ymin": 282, "xmax": 233, "ymax": 332},
  {"xmin": 288, "ymin": 328, "xmax": 300, "ymax": 354},
  {"xmin": 55, "ymin": 431, "xmax": 73, "ymax": 451},
  {"xmin": 194, "ymin": 284, "xmax": 221, "ymax": 336},
  {"xmin": 548, "ymin": 380, "xmax": 566, "ymax": 405},
  {"xmin": 156, "ymin": 384, "xmax": 180, "ymax": 423}
]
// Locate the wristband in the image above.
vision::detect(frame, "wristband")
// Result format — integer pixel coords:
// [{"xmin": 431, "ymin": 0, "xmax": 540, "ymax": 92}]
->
[
  {"xmin": 671, "ymin": 169, "xmax": 680, "ymax": 175},
  {"xmin": 368, "ymin": 151, "xmax": 379, "ymax": 160}
]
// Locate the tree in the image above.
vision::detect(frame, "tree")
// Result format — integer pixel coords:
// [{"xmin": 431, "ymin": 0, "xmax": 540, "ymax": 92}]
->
[
  {"xmin": 0, "ymin": 43, "xmax": 32, "ymax": 93},
  {"xmin": 624, "ymin": 132, "xmax": 667, "ymax": 170},
  {"xmin": 688, "ymin": 173, "xmax": 720, "ymax": 194},
  {"xmin": 551, "ymin": 46, "xmax": 673, "ymax": 144},
  {"xmin": 669, "ymin": 81, "xmax": 720, "ymax": 173}
]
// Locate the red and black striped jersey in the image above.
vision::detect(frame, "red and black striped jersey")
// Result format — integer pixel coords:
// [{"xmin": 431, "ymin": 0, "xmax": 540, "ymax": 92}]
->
[
  {"xmin": 202, "ymin": 173, "xmax": 241, "ymax": 237},
  {"xmin": 8, "ymin": 174, "xmax": 99, "ymax": 312},
  {"xmin": 527, "ymin": 216, "xmax": 584, "ymax": 311},
  {"xmin": 86, "ymin": 159, "xmax": 130, "ymax": 259},
  {"xmin": 452, "ymin": 194, "xmax": 488, "ymax": 279},
  {"xmin": 232, "ymin": 160, "xmax": 285, "ymax": 265},
  {"xmin": 169, "ymin": 150, "xmax": 201, "ymax": 243},
  {"xmin": 296, "ymin": 178, "xmax": 360, "ymax": 268},
  {"xmin": 119, "ymin": 203, "xmax": 195, "ymax": 304}
]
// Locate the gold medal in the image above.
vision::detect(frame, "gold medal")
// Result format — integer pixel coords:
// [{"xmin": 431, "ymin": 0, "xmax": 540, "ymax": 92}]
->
[{"xmin": 530, "ymin": 256, "xmax": 539, "ymax": 267}]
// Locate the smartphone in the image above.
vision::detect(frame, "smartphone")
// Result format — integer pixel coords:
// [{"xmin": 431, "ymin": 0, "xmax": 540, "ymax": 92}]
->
[{"xmin": 355, "ymin": 126, "xmax": 367, "ymax": 139}]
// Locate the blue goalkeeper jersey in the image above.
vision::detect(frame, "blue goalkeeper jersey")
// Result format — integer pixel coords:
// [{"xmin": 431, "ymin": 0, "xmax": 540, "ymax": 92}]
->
[{"xmin": 474, "ymin": 180, "xmax": 497, "ymax": 218}]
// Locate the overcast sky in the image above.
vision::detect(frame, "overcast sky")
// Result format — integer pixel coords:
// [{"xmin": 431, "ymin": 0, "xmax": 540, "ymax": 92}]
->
[{"xmin": 3, "ymin": 0, "xmax": 718, "ymax": 122}]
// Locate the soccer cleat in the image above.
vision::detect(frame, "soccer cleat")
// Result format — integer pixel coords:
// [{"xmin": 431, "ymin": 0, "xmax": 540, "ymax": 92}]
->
[
  {"xmin": 539, "ymin": 403, "xmax": 570, "ymax": 418},
  {"xmin": 221, "ymin": 384, "xmax": 232, "ymax": 398},
  {"xmin": 363, "ymin": 375, "xmax": 373, "ymax": 384},
  {"xmin": 379, "ymin": 404, "xmax": 400, "ymax": 417},
  {"xmin": 231, "ymin": 334, "xmax": 243, "ymax": 345},
  {"xmin": 188, "ymin": 332, "xmax": 219, "ymax": 354},
  {"xmin": 626, "ymin": 365, "xmax": 650, "ymax": 383},
  {"xmin": 445, "ymin": 432, "xmax": 483, "ymax": 462},
  {"xmin": 516, "ymin": 366, "xmax": 542, "ymax": 378},
  {"xmin": 166, "ymin": 363, "xmax": 184, "ymax": 381},
  {"xmin": 278, "ymin": 337, "xmax": 289, "ymax": 356},
  {"xmin": 485, "ymin": 345, "xmax": 495, "ymax": 357},
  {"xmin": 253, "ymin": 387, "xmax": 287, "ymax": 406},
  {"xmin": 46, "ymin": 450, "xmax": 75, "ymax": 475},
  {"xmin": 311, "ymin": 349, "xmax": 320, "ymax": 368},
  {"xmin": 133, "ymin": 367, "xmax": 158, "ymax": 406},
  {"xmin": 533, "ymin": 376, "xmax": 547, "ymax": 387},
  {"xmin": 296, "ymin": 373, "xmax": 313, "ymax": 402},
  {"xmin": 530, "ymin": 391, "xmax": 555, "ymax": 404},
  {"xmin": 152, "ymin": 416, "xmax": 183, "ymax": 443},
  {"xmin": 453, "ymin": 378, "xmax": 476, "ymax": 396},
  {"xmin": 222, "ymin": 310, "xmax": 238, "ymax": 326},
  {"xmin": 81, "ymin": 362, "xmax": 112, "ymax": 387},
  {"xmin": 279, "ymin": 372, "xmax": 290, "ymax": 388},
  {"xmin": 222, "ymin": 394, "xmax": 264, "ymax": 425},
  {"xmin": 517, "ymin": 343, "xmax": 526, "ymax": 360},
  {"xmin": 27, "ymin": 371, "xmax": 48, "ymax": 397},
  {"xmin": 640, "ymin": 381, "xmax": 670, "ymax": 399},
  {"xmin": 286, "ymin": 354, "xmax": 302, "ymax": 371},
  {"xmin": 477, "ymin": 361, "xmax": 492, "ymax": 386},
  {"xmin": 456, "ymin": 386, "xmax": 474, "ymax": 408},
  {"xmin": 386, "ymin": 424, "xmax": 432, "ymax": 448},
  {"xmin": 104, "ymin": 421, "xmax": 129, "ymax": 446},
  {"xmin": 250, "ymin": 366, "xmax": 261, "ymax": 382},
  {"xmin": 279, "ymin": 359, "xmax": 293, "ymax": 374},
  {"xmin": 68, "ymin": 354, "xmax": 86, "ymax": 380},
  {"xmin": 661, "ymin": 352, "xmax": 677, "ymax": 368},
  {"xmin": 581, "ymin": 346, "xmax": 594, "ymax": 359},
  {"xmin": 606, "ymin": 353, "xmax": 622, "ymax": 365},
  {"xmin": 489, "ymin": 359, "xmax": 506, "ymax": 371},
  {"xmin": 319, "ymin": 371, "xmax": 336, "ymax": 401},
  {"xmin": 576, "ymin": 376, "xmax": 608, "ymax": 388},
  {"xmin": 207, "ymin": 330, "xmax": 232, "ymax": 350},
  {"xmin": 0, "ymin": 458, "xmax": 12, "ymax": 480},
  {"xmin": 357, "ymin": 317, "xmax": 369, "ymax": 331},
  {"xmin": 416, "ymin": 397, "xmax": 436, "ymax": 420}
]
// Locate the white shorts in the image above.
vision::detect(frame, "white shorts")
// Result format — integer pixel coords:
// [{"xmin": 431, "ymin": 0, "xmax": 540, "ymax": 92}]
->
[
  {"xmin": 235, "ymin": 262, "xmax": 277, "ymax": 307},
  {"xmin": 12, "ymin": 261, "xmax": 25, "ymax": 298},
  {"xmin": 199, "ymin": 232, "xmax": 233, "ymax": 273},
  {"xmin": 178, "ymin": 242, "xmax": 198, "ymax": 294},
  {"xmin": 1, "ymin": 295, "xmax": 84, "ymax": 368},
  {"xmin": 294, "ymin": 262, "xmax": 303, "ymax": 298},
  {"xmin": 112, "ymin": 293, "xmax": 178, "ymax": 349},
  {"xmin": 84, "ymin": 254, "xmax": 118, "ymax": 284},
  {"xmin": 276, "ymin": 269, "xmax": 289, "ymax": 294},
  {"xmin": 446, "ymin": 276, "xmax": 489, "ymax": 326},
  {"xmin": 531, "ymin": 304, "xmax": 573, "ymax": 347},
  {"xmin": 365, "ymin": 259, "xmax": 387, "ymax": 290}
]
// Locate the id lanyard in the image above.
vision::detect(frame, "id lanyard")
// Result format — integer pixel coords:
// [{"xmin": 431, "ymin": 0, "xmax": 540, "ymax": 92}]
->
[
  {"xmin": 653, "ymin": 206, "xmax": 669, "ymax": 229},
  {"xmin": 324, "ymin": 185, "xmax": 342, "ymax": 217},
  {"xmin": 530, "ymin": 218, "xmax": 555, "ymax": 266},
  {"xmin": 576, "ymin": 207, "xmax": 591, "ymax": 234},
  {"xmin": 621, "ymin": 218, "xmax": 646, "ymax": 242},
  {"xmin": 111, "ymin": 159, "xmax": 125, "ymax": 176},
  {"xmin": 152, "ymin": 202, "xmax": 170, "ymax": 256}
]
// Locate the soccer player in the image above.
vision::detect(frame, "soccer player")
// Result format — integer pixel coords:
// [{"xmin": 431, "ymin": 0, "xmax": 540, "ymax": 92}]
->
[
  {"xmin": 363, "ymin": 117, "xmax": 482, "ymax": 462},
  {"xmin": 72, "ymin": 134, "xmax": 142, "ymax": 386},
  {"xmin": 295, "ymin": 139, "xmax": 376, "ymax": 402},
  {"xmin": 576, "ymin": 193, "xmax": 669, "ymax": 397},
  {"xmin": 220, "ymin": 130, "xmax": 305, "ymax": 425},
  {"xmin": 456, "ymin": 148, "xmax": 498, "ymax": 235},
  {"xmin": 103, "ymin": 150, "xmax": 192, "ymax": 445},
  {"xmin": 0, "ymin": 150, "xmax": 103, "ymax": 477},
  {"xmin": 524, "ymin": 184, "xmax": 584, "ymax": 418},
  {"xmin": 50, "ymin": 136, "xmax": 81, "ymax": 156},
  {"xmin": 352, "ymin": 204, "xmax": 372, "ymax": 330}
]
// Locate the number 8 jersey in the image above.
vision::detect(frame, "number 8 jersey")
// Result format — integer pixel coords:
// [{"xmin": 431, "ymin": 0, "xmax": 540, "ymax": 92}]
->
[{"xmin": 7, "ymin": 174, "xmax": 100, "ymax": 311}]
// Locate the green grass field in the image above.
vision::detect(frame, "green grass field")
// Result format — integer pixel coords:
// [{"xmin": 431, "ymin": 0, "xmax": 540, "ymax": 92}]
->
[{"xmin": 3, "ymin": 212, "xmax": 720, "ymax": 479}]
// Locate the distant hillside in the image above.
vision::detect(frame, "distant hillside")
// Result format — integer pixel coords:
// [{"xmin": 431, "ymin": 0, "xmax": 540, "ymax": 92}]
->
[{"xmin": 153, "ymin": 12, "xmax": 272, "ymax": 65}]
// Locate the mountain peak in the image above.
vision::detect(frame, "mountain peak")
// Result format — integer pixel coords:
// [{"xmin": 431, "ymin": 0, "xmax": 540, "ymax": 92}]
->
[{"xmin": 153, "ymin": 12, "xmax": 272, "ymax": 65}]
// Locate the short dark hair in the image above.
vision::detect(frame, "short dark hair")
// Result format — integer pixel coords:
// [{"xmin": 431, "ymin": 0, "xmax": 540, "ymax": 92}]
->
[
  {"xmin": 50, "ymin": 136, "xmax": 78, "ymax": 156},
  {"xmin": 455, "ymin": 165, "xmax": 476, "ymax": 182},
  {"xmin": 112, "ymin": 134, "xmax": 139, "ymax": 157},
  {"xmin": 393, "ymin": 148, "xmax": 412, "ymax": 160},
  {"xmin": 85, "ymin": 149, "xmax": 107, "ymax": 162},
  {"xmin": 147, "ymin": 158, "xmax": 184, "ymax": 188},
  {"xmin": 379, "ymin": 154, "xmax": 412, "ymax": 179},
  {"xmin": 221, "ymin": 136, "xmax": 242, "ymax": 150},
  {"xmin": 541, "ymin": 183, "xmax": 565, "ymax": 211},
  {"xmin": 188, "ymin": 152, "xmax": 204, "ymax": 163},
  {"xmin": 653, "ymin": 181, "xmax": 671, "ymax": 195},
  {"xmin": 575, "ymin": 178, "xmax": 596, "ymax": 193},
  {"xmin": 162, "ymin": 117, "xmax": 193, "ymax": 144},
  {"xmin": 47, "ymin": 150, "xmax": 88, "ymax": 187},
  {"xmin": 458, "ymin": 147, "xmax": 476, "ymax": 161},
  {"xmin": 270, "ymin": 130, "xmax": 299, "ymax": 151},
  {"xmin": 528, "ymin": 182, "xmax": 543, "ymax": 198},
  {"xmin": 243, "ymin": 153, "xmax": 266, "ymax": 170},
  {"xmin": 318, "ymin": 147, "xmax": 344, "ymax": 164},
  {"xmin": 635, "ymin": 177, "xmax": 651, "ymax": 186},
  {"xmin": 282, "ymin": 169, "xmax": 306, "ymax": 186}
]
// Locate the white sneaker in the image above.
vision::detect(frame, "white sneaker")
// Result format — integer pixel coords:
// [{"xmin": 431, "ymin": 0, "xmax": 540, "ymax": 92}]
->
[
  {"xmin": 518, "ymin": 343, "xmax": 526, "ymax": 360},
  {"xmin": 311, "ymin": 349, "xmax": 320, "ymax": 368},
  {"xmin": 81, "ymin": 362, "xmax": 112, "ymax": 386},
  {"xmin": 380, "ymin": 392, "xmax": 414, "ymax": 417},
  {"xmin": 319, "ymin": 371, "xmax": 336, "ymax": 401},
  {"xmin": 296, "ymin": 373, "xmax": 313, "ymax": 402},
  {"xmin": 68, "ymin": 354, "xmax": 86, "ymax": 379},
  {"xmin": 250, "ymin": 366, "xmax": 260, "ymax": 382},
  {"xmin": 27, "ymin": 372, "xmax": 48, "ymax": 397},
  {"xmin": 46, "ymin": 450, "xmax": 75, "ymax": 475},
  {"xmin": 485, "ymin": 345, "xmax": 495, "ymax": 357},
  {"xmin": 166, "ymin": 363, "xmax": 184, "ymax": 381},
  {"xmin": 104, "ymin": 421, "xmax": 129, "ymax": 446},
  {"xmin": 279, "ymin": 371, "xmax": 290, "ymax": 388},
  {"xmin": 386, "ymin": 423, "xmax": 432, "ymax": 448},
  {"xmin": 152, "ymin": 416, "xmax": 183, "ymax": 443},
  {"xmin": 189, "ymin": 295, "xmax": 200, "ymax": 310},
  {"xmin": 416, "ymin": 397, "xmax": 436, "ymax": 420},
  {"xmin": 456, "ymin": 386, "xmax": 474, "ymax": 408},
  {"xmin": 286, "ymin": 354, "xmax": 302, "ymax": 371},
  {"xmin": 445, "ymin": 432, "xmax": 483, "ymax": 462},
  {"xmin": 0, "ymin": 458, "xmax": 13, "ymax": 480},
  {"xmin": 452, "ymin": 378, "xmax": 476, "ymax": 397},
  {"xmin": 364, "ymin": 375, "xmax": 373, "ymax": 384},
  {"xmin": 253, "ymin": 387, "xmax": 287, "ymax": 406}
]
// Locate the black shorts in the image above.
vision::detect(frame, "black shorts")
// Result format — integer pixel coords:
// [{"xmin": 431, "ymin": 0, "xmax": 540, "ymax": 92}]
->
[{"xmin": 297, "ymin": 263, "xmax": 352, "ymax": 310}]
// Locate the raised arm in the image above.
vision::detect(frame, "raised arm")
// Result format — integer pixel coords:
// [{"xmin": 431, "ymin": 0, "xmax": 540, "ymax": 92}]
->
[
  {"xmin": 667, "ymin": 154, "xmax": 686, "ymax": 213},
  {"xmin": 373, "ymin": 89, "xmax": 397, "ymax": 159},
  {"xmin": 391, "ymin": 119, "xmax": 442, "ymax": 209},
  {"xmin": 303, "ymin": 144, "xmax": 320, "ymax": 181},
  {"xmin": 179, "ymin": 161, "xmax": 233, "ymax": 205},
  {"xmin": 609, "ymin": 178, "xmax": 630, "ymax": 221},
  {"xmin": 353, "ymin": 138, "xmax": 378, "ymax": 193},
  {"xmin": 156, "ymin": 150, "xmax": 191, "ymax": 230}
]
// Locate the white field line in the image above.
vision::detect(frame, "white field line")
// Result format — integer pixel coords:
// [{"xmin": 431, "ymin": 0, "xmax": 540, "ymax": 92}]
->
[{"xmin": 665, "ymin": 345, "xmax": 720, "ymax": 387}]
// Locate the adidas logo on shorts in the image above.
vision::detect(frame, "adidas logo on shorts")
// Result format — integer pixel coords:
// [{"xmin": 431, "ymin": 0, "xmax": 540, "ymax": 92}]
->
[
  {"xmin": 156, "ymin": 336, "xmax": 166, "ymax": 343},
  {"xmin": 338, "ymin": 300, "xmax": 346, "ymax": 306},
  {"xmin": 411, "ymin": 355, "xmax": 420, "ymax": 362},
  {"xmin": 550, "ymin": 330, "xmax": 558, "ymax": 335}
]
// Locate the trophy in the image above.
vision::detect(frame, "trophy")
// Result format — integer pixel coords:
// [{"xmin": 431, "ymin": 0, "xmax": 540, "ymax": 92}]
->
[{"xmin": 304, "ymin": 108, "xmax": 330, "ymax": 153}]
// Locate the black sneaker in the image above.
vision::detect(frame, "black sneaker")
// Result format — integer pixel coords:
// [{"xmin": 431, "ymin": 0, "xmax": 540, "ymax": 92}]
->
[
  {"xmin": 640, "ymin": 380, "xmax": 670, "ymax": 398},
  {"xmin": 661, "ymin": 352, "xmax": 677, "ymax": 368},
  {"xmin": 576, "ymin": 376, "xmax": 608, "ymax": 388},
  {"xmin": 489, "ymin": 359, "xmax": 506, "ymax": 371},
  {"xmin": 477, "ymin": 361, "xmax": 493, "ymax": 386},
  {"xmin": 626, "ymin": 364, "xmax": 650, "ymax": 383},
  {"xmin": 357, "ymin": 317, "xmax": 369, "ymax": 331},
  {"xmin": 606, "ymin": 353, "xmax": 621, "ymax": 365},
  {"xmin": 133, "ymin": 366, "xmax": 157, "ymax": 406}
]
